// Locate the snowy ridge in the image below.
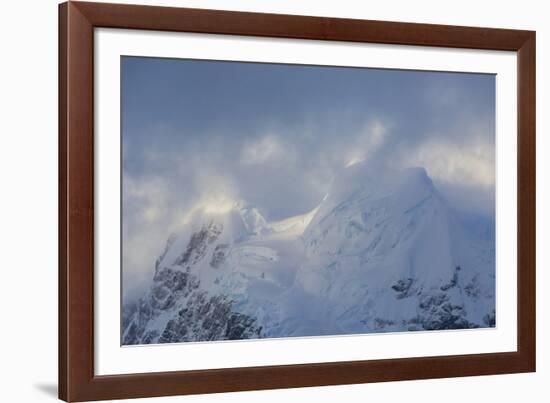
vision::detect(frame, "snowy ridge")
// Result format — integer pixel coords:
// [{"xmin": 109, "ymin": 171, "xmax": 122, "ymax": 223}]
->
[{"xmin": 123, "ymin": 162, "xmax": 495, "ymax": 345}]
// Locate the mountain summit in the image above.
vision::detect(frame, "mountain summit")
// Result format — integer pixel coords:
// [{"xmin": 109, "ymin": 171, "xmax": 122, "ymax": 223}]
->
[{"xmin": 123, "ymin": 163, "xmax": 495, "ymax": 344}]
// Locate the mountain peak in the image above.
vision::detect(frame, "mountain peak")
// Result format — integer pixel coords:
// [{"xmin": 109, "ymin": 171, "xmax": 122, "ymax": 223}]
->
[
  {"xmin": 311, "ymin": 164, "xmax": 436, "ymax": 229},
  {"xmin": 336, "ymin": 161, "xmax": 433, "ymax": 192},
  {"xmin": 124, "ymin": 162, "xmax": 495, "ymax": 345}
]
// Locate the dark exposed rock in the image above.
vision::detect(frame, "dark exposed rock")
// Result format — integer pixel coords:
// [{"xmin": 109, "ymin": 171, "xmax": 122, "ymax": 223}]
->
[
  {"xmin": 374, "ymin": 318, "xmax": 395, "ymax": 329},
  {"xmin": 122, "ymin": 297, "xmax": 156, "ymax": 345},
  {"xmin": 141, "ymin": 330, "xmax": 160, "ymax": 344},
  {"xmin": 124, "ymin": 265, "xmax": 261, "ymax": 344},
  {"xmin": 225, "ymin": 312, "xmax": 260, "ymax": 340},
  {"xmin": 375, "ymin": 267, "xmax": 493, "ymax": 332},
  {"xmin": 391, "ymin": 278, "xmax": 415, "ymax": 299},
  {"xmin": 158, "ymin": 293, "xmax": 261, "ymax": 343},
  {"xmin": 207, "ymin": 222, "xmax": 223, "ymax": 242},
  {"xmin": 441, "ymin": 266, "xmax": 461, "ymax": 291},
  {"xmin": 155, "ymin": 234, "xmax": 177, "ymax": 271},
  {"xmin": 153, "ymin": 267, "xmax": 197, "ymax": 293},
  {"xmin": 417, "ymin": 291, "xmax": 477, "ymax": 330},
  {"xmin": 210, "ymin": 244, "xmax": 228, "ymax": 269},
  {"xmin": 464, "ymin": 274, "xmax": 481, "ymax": 298},
  {"xmin": 173, "ymin": 222, "xmax": 223, "ymax": 267},
  {"xmin": 123, "ymin": 223, "xmax": 262, "ymax": 345},
  {"xmin": 483, "ymin": 309, "xmax": 496, "ymax": 327}
]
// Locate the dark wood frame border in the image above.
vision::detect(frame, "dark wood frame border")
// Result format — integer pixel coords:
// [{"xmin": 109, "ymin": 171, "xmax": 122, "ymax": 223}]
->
[{"xmin": 59, "ymin": 1, "xmax": 536, "ymax": 401}]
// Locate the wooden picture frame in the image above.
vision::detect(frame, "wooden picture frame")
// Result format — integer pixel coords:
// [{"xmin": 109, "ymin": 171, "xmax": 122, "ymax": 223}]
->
[{"xmin": 59, "ymin": 1, "xmax": 536, "ymax": 401}]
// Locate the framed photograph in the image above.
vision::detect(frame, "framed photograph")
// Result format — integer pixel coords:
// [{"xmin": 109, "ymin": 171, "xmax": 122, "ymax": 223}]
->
[{"xmin": 59, "ymin": 1, "xmax": 536, "ymax": 401}]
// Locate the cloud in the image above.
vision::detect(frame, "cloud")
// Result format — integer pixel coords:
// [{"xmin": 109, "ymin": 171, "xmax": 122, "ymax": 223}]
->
[
  {"xmin": 121, "ymin": 57, "xmax": 496, "ymax": 296},
  {"xmin": 240, "ymin": 134, "xmax": 289, "ymax": 165},
  {"xmin": 122, "ymin": 175, "xmax": 173, "ymax": 299},
  {"xmin": 344, "ymin": 119, "xmax": 389, "ymax": 167},
  {"xmin": 403, "ymin": 137, "xmax": 495, "ymax": 188}
]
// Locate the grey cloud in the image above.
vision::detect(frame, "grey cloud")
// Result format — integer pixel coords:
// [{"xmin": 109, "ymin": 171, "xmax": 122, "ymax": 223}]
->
[{"xmin": 121, "ymin": 57, "xmax": 495, "ymax": 296}]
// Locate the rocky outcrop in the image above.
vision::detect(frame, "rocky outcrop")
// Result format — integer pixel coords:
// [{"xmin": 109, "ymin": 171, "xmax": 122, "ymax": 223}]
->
[
  {"xmin": 158, "ymin": 293, "xmax": 261, "ymax": 343},
  {"xmin": 123, "ymin": 222, "xmax": 261, "ymax": 345}
]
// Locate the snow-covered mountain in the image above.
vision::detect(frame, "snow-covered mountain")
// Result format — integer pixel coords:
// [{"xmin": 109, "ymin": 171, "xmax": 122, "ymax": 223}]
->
[{"xmin": 122, "ymin": 162, "xmax": 495, "ymax": 345}]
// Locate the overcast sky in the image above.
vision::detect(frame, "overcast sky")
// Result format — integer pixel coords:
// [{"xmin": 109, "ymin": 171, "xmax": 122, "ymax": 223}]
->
[{"xmin": 121, "ymin": 56, "xmax": 495, "ymax": 297}]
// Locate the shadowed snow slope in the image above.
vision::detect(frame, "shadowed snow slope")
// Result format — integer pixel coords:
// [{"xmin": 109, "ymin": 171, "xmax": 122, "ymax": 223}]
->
[{"xmin": 123, "ymin": 162, "xmax": 495, "ymax": 344}]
